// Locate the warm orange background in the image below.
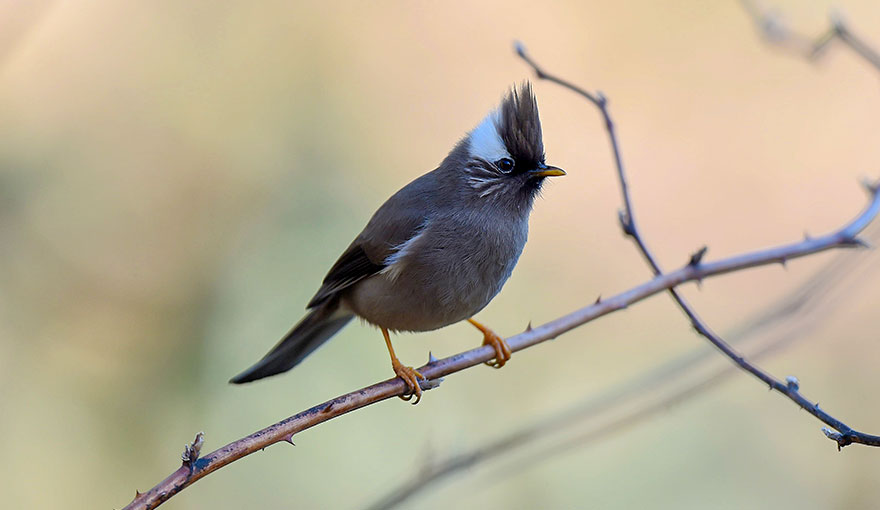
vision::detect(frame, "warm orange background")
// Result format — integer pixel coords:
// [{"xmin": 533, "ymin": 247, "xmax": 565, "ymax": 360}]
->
[{"xmin": 2, "ymin": 1, "xmax": 880, "ymax": 509}]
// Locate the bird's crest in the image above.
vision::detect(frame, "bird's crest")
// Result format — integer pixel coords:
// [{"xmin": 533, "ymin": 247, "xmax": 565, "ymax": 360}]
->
[{"xmin": 496, "ymin": 82, "xmax": 544, "ymax": 165}]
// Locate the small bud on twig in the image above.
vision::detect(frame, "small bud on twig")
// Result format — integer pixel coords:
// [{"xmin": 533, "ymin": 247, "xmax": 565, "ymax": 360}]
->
[{"xmin": 182, "ymin": 432, "xmax": 205, "ymax": 469}]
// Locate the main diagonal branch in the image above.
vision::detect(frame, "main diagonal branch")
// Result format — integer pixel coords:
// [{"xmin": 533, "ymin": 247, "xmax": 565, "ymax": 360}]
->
[
  {"xmin": 516, "ymin": 43, "xmax": 880, "ymax": 450},
  {"xmin": 125, "ymin": 173, "xmax": 880, "ymax": 510}
]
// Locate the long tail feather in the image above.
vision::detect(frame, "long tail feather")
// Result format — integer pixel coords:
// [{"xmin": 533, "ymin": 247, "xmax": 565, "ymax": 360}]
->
[{"xmin": 230, "ymin": 301, "xmax": 353, "ymax": 384}]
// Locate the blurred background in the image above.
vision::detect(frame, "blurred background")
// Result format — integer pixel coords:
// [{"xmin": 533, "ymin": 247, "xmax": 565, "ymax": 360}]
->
[{"xmin": 2, "ymin": 1, "xmax": 880, "ymax": 508}]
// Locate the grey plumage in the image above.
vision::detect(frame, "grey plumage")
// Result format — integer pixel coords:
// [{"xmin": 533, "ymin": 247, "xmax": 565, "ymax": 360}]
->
[
  {"xmin": 230, "ymin": 300, "xmax": 353, "ymax": 384},
  {"xmin": 231, "ymin": 83, "xmax": 562, "ymax": 385}
]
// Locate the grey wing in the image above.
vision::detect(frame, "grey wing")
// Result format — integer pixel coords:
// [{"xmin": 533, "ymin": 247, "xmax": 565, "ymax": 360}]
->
[
  {"xmin": 306, "ymin": 244, "xmax": 385, "ymax": 307},
  {"xmin": 306, "ymin": 170, "xmax": 438, "ymax": 308}
]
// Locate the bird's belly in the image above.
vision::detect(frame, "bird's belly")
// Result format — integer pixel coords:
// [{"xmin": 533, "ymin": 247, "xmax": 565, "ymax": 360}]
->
[{"xmin": 343, "ymin": 243, "xmax": 519, "ymax": 332}]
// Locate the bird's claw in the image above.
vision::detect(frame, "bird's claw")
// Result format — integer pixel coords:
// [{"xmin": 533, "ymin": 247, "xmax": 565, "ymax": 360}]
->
[
  {"xmin": 482, "ymin": 329, "xmax": 512, "ymax": 368},
  {"xmin": 392, "ymin": 360, "xmax": 425, "ymax": 404}
]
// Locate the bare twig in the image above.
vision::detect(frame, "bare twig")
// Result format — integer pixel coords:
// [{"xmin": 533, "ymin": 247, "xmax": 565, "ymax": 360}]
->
[
  {"xmin": 366, "ymin": 288, "xmax": 838, "ymax": 510},
  {"xmin": 501, "ymin": 317, "xmax": 813, "ymax": 476},
  {"xmin": 516, "ymin": 43, "xmax": 880, "ymax": 450},
  {"xmin": 741, "ymin": 0, "xmax": 880, "ymax": 71},
  {"xmin": 124, "ymin": 180, "xmax": 880, "ymax": 509},
  {"xmin": 366, "ymin": 213, "xmax": 880, "ymax": 510}
]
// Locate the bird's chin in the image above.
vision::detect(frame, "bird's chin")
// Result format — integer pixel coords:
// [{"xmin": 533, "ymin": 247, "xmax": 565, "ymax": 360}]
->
[{"xmin": 522, "ymin": 175, "xmax": 547, "ymax": 195}]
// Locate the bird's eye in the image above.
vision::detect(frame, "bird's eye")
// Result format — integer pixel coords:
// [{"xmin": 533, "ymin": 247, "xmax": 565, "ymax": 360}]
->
[{"xmin": 495, "ymin": 158, "xmax": 515, "ymax": 173}]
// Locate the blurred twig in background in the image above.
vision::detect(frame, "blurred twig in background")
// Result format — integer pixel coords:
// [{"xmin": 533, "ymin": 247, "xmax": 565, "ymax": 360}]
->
[
  {"xmin": 366, "ymin": 226, "xmax": 878, "ymax": 510},
  {"xmin": 741, "ymin": 0, "xmax": 880, "ymax": 70}
]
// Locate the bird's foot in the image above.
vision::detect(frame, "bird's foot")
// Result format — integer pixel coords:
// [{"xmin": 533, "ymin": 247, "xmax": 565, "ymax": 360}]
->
[
  {"xmin": 481, "ymin": 328, "xmax": 512, "ymax": 369},
  {"xmin": 392, "ymin": 359, "xmax": 425, "ymax": 405}
]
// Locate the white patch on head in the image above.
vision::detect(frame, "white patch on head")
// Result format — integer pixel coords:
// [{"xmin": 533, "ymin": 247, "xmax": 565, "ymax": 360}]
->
[{"xmin": 468, "ymin": 109, "xmax": 509, "ymax": 162}]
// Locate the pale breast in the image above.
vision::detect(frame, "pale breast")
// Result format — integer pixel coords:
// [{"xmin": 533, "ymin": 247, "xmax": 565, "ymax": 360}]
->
[{"xmin": 343, "ymin": 213, "xmax": 528, "ymax": 332}]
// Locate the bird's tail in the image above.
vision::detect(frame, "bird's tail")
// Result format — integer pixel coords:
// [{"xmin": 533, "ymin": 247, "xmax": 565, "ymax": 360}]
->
[{"xmin": 229, "ymin": 299, "xmax": 354, "ymax": 384}]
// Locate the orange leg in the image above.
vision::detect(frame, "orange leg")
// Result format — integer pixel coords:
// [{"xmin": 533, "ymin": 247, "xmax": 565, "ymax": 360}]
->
[
  {"xmin": 467, "ymin": 318, "xmax": 512, "ymax": 368},
  {"xmin": 382, "ymin": 327, "xmax": 425, "ymax": 404}
]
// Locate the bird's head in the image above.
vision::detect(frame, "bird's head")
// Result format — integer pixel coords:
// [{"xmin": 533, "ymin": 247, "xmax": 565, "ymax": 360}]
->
[{"xmin": 463, "ymin": 82, "xmax": 564, "ymax": 209}]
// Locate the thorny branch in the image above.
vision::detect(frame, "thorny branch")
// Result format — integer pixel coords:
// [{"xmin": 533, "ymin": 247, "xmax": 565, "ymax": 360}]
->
[
  {"xmin": 124, "ymin": 182, "xmax": 880, "ymax": 509},
  {"xmin": 367, "ymin": 227, "xmax": 878, "ymax": 510},
  {"xmin": 516, "ymin": 42, "xmax": 880, "ymax": 450}
]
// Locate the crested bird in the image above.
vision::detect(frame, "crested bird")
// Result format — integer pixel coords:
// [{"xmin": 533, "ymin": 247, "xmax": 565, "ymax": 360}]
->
[{"xmin": 231, "ymin": 83, "xmax": 565, "ymax": 403}]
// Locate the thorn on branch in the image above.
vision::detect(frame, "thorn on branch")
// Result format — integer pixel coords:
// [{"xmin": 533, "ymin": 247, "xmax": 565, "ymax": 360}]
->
[
  {"xmin": 823, "ymin": 427, "xmax": 852, "ymax": 451},
  {"xmin": 823, "ymin": 426, "xmax": 840, "ymax": 440},
  {"xmin": 785, "ymin": 375, "xmax": 800, "ymax": 391},
  {"xmin": 830, "ymin": 10, "xmax": 847, "ymax": 34},
  {"xmin": 513, "ymin": 40, "xmax": 527, "ymax": 59},
  {"xmin": 513, "ymin": 41, "xmax": 547, "ymax": 80},
  {"xmin": 779, "ymin": 257, "xmax": 787, "ymax": 268},
  {"xmin": 862, "ymin": 178, "xmax": 880, "ymax": 195},
  {"xmin": 841, "ymin": 237, "xmax": 871, "ymax": 249},
  {"xmin": 595, "ymin": 295, "xmax": 602, "ymax": 305},
  {"xmin": 419, "ymin": 377, "xmax": 443, "ymax": 392},
  {"xmin": 618, "ymin": 210, "xmax": 635, "ymax": 236},
  {"xmin": 524, "ymin": 321, "xmax": 533, "ymax": 332},
  {"xmin": 688, "ymin": 246, "xmax": 708, "ymax": 267},
  {"xmin": 182, "ymin": 432, "xmax": 205, "ymax": 471},
  {"xmin": 421, "ymin": 352, "xmax": 444, "ymax": 390}
]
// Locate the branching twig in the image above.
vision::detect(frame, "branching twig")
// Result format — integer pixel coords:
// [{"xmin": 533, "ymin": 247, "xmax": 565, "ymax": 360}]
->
[
  {"xmin": 370, "ymin": 231, "xmax": 877, "ymax": 508},
  {"xmin": 366, "ymin": 280, "xmax": 843, "ymax": 510},
  {"xmin": 515, "ymin": 43, "xmax": 880, "ymax": 450},
  {"xmin": 741, "ymin": 0, "xmax": 880, "ymax": 71},
  {"xmin": 368, "ymin": 23, "xmax": 880, "ymax": 501},
  {"xmin": 124, "ymin": 180, "xmax": 880, "ymax": 509}
]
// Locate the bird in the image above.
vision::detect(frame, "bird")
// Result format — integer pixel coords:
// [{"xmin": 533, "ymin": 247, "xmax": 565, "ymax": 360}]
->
[{"xmin": 230, "ymin": 82, "xmax": 565, "ymax": 403}]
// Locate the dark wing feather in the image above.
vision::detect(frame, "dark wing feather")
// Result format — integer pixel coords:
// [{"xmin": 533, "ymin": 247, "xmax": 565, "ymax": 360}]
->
[
  {"xmin": 306, "ymin": 166, "xmax": 452, "ymax": 308},
  {"xmin": 307, "ymin": 245, "xmax": 385, "ymax": 307}
]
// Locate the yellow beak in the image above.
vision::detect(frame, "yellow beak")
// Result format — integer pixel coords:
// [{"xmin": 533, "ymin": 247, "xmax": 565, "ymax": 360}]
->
[{"xmin": 529, "ymin": 165, "xmax": 566, "ymax": 178}]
